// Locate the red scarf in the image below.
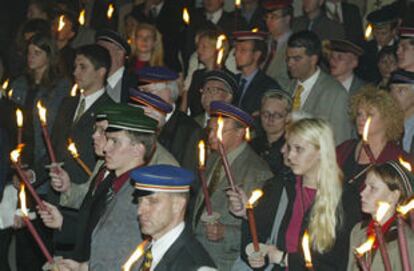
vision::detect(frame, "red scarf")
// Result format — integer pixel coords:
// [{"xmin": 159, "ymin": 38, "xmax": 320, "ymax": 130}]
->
[{"xmin": 366, "ymin": 215, "xmax": 396, "ymax": 249}]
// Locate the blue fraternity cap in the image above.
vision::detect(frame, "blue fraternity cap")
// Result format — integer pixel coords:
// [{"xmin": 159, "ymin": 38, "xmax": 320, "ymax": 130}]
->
[
  {"xmin": 390, "ymin": 70, "xmax": 414, "ymax": 85},
  {"xmin": 137, "ymin": 66, "xmax": 179, "ymax": 83},
  {"xmin": 209, "ymin": 101, "xmax": 254, "ymax": 127},
  {"xmin": 131, "ymin": 165, "xmax": 194, "ymax": 197},
  {"xmin": 128, "ymin": 88, "xmax": 173, "ymax": 114}
]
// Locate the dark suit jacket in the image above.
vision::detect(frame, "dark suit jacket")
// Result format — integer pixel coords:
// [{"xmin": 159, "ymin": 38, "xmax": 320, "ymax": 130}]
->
[
  {"xmin": 292, "ymin": 13, "xmax": 345, "ymax": 41},
  {"xmin": 235, "ymin": 70, "xmax": 281, "ymax": 115},
  {"xmin": 341, "ymin": 2, "xmax": 364, "ymax": 44},
  {"xmin": 0, "ymin": 127, "xmax": 11, "ymax": 201},
  {"xmin": 348, "ymin": 75, "xmax": 366, "ymax": 96},
  {"xmin": 150, "ymin": 226, "xmax": 216, "ymax": 271},
  {"xmin": 45, "ymin": 93, "xmax": 115, "ymax": 204},
  {"xmin": 158, "ymin": 110, "xmax": 203, "ymax": 172}
]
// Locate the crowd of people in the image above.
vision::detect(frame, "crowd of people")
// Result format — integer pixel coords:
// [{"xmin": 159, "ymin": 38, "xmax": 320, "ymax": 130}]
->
[{"xmin": 1, "ymin": 0, "xmax": 414, "ymax": 270}]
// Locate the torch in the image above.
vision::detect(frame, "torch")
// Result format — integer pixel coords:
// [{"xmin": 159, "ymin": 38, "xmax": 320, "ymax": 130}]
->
[
  {"xmin": 68, "ymin": 139, "xmax": 92, "ymax": 176},
  {"xmin": 354, "ymin": 236, "xmax": 375, "ymax": 271},
  {"xmin": 122, "ymin": 239, "xmax": 151, "ymax": 271},
  {"xmin": 16, "ymin": 108, "xmax": 23, "ymax": 145},
  {"xmin": 215, "ymin": 34, "xmax": 226, "ymax": 70},
  {"xmin": 37, "ymin": 101, "xmax": 57, "ymax": 163},
  {"xmin": 302, "ymin": 231, "xmax": 314, "ymax": 270},
  {"xmin": 216, "ymin": 115, "xmax": 236, "ymax": 191},
  {"xmin": 373, "ymin": 201, "xmax": 392, "ymax": 271}
]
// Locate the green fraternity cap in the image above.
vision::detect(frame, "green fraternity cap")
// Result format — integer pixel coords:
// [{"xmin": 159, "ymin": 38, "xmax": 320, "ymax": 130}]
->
[{"xmin": 105, "ymin": 104, "xmax": 158, "ymax": 133}]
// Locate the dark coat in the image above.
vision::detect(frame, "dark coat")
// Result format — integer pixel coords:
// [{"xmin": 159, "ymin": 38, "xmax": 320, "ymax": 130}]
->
[
  {"xmin": 341, "ymin": 2, "xmax": 364, "ymax": 44},
  {"xmin": 235, "ymin": 70, "xmax": 281, "ymax": 115},
  {"xmin": 292, "ymin": 13, "xmax": 345, "ymax": 41},
  {"xmin": 0, "ymin": 127, "xmax": 11, "ymax": 201}
]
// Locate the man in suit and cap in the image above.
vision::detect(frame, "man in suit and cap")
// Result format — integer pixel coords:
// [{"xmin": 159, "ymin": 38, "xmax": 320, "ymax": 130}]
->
[
  {"xmin": 131, "ymin": 164, "xmax": 217, "ymax": 271},
  {"xmin": 397, "ymin": 27, "xmax": 414, "ymax": 74},
  {"xmin": 96, "ymin": 29, "xmax": 137, "ymax": 103},
  {"xmin": 262, "ymin": 0, "xmax": 294, "ymax": 90},
  {"xmin": 137, "ymin": 67, "xmax": 204, "ymax": 172},
  {"xmin": 328, "ymin": 39, "xmax": 366, "ymax": 95},
  {"xmin": 233, "ymin": 30, "xmax": 281, "ymax": 116},
  {"xmin": 286, "ymin": 30, "xmax": 351, "ymax": 144},
  {"xmin": 192, "ymin": 101, "xmax": 273, "ymax": 270}
]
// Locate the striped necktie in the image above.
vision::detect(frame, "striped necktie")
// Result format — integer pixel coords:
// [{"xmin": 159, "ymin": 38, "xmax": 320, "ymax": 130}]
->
[{"xmin": 292, "ymin": 84, "xmax": 304, "ymax": 111}]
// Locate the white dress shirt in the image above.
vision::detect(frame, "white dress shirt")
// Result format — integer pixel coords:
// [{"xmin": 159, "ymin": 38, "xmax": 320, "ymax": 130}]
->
[{"xmin": 295, "ymin": 68, "xmax": 321, "ymax": 108}]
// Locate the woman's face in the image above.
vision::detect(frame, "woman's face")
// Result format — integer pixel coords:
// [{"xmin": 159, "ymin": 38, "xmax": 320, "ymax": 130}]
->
[
  {"xmin": 356, "ymin": 105, "xmax": 386, "ymax": 140},
  {"xmin": 197, "ymin": 36, "xmax": 216, "ymax": 65},
  {"xmin": 27, "ymin": 44, "xmax": 48, "ymax": 71},
  {"xmin": 378, "ymin": 54, "xmax": 398, "ymax": 79},
  {"xmin": 360, "ymin": 172, "xmax": 400, "ymax": 217},
  {"xmin": 135, "ymin": 29, "xmax": 156, "ymax": 55},
  {"xmin": 285, "ymin": 133, "xmax": 320, "ymax": 177}
]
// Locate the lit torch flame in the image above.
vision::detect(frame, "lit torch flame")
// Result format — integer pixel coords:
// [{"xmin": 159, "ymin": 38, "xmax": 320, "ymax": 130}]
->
[
  {"xmin": 58, "ymin": 15, "xmax": 65, "ymax": 32},
  {"xmin": 183, "ymin": 8, "xmax": 190, "ymax": 25},
  {"xmin": 247, "ymin": 189, "xmax": 263, "ymax": 207},
  {"xmin": 397, "ymin": 198, "xmax": 414, "ymax": 216},
  {"xmin": 398, "ymin": 157, "xmax": 412, "ymax": 172},
  {"xmin": 217, "ymin": 115, "xmax": 224, "ymax": 142},
  {"xmin": 365, "ymin": 24, "xmax": 373, "ymax": 41},
  {"xmin": 16, "ymin": 109, "xmax": 23, "ymax": 128},
  {"xmin": 70, "ymin": 84, "xmax": 78, "ymax": 97},
  {"xmin": 122, "ymin": 240, "xmax": 150, "ymax": 271},
  {"xmin": 362, "ymin": 116, "xmax": 371, "ymax": 142},
  {"xmin": 68, "ymin": 140, "xmax": 79, "ymax": 159},
  {"xmin": 302, "ymin": 231, "xmax": 313, "ymax": 268},
  {"xmin": 245, "ymin": 127, "xmax": 251, "ymax": 141},
  {"xmin": 10, "ymin": 145, "xmax": 24, "ymax": 163},
  {"xmin": 79, "ymin": 9, "xmax": 86, "ymax": 26},
  {"xmin": 216, "ymin": 48, "xmax": 224, "ymax": 66},
  {"xmin": 198, "ymin": 140, "xmax": 206, "ymax": 168},
  {"xmin": 235, "ymin": 0, "xmax": 241, "ymax": 9},
  {"xmin": 36, "ymin": 101, "xmax": 47, "ymax": 125},
  {"xmin": 216, "ymin": 34, "xmax": 226, "ymax": 50},
  {"xmin": 8, "ymin": 89, "xmax": 13, "ymax": 99},
  {"xmin": 19, "ymin": 183, "xmax": 29, "ymax": 216},
  {"xmin": 2, "ymin": 79, "xmax": 9, "ymax": 90},
  {"xmin": 251, "ymin": 27, "xmax": 259, "ymax": 33},
  {"xmin": 107, "ymin": 4, "xmax": 115, "ymax": 19},
  {"xmin": 355, "ymin": 235, "xmax": 375, "ymax": 256},
  {"xmin": 375, "ymin": 201, "xmax": 391, "ymax": 223}
]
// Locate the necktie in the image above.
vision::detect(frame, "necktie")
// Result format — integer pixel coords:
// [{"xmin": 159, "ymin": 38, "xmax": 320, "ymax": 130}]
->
[
  {"xmin": 292, "ymin": 85, "xmax": 304, "ymax": 111},
  {"xmin": 74, "ymin": 97, "xmax": 86, "ymax": 123},
  {"xmin": 238, "ymin": 78, "xmax": 247, "ymax": 107},
  {"xmin": 140, "ymin": 248, "xmax": 153, "ymax": 271}
]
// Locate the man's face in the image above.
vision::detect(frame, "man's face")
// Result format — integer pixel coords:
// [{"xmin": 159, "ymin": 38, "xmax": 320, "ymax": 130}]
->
[
  {"xmin": 92, "ymin": 120, "xmax": 108, "ymax": 157},
  {"xmin": 286, "ymin": 47, "xmax": 317, "ymax": 81},
  {"xmin": 203, "ymin": 0, "xmax": 224, "ymax": 13},
  {"xmin": 234, "ymin": 40, "xmax": 259, "ymax": 70},
  {"xmin": 397, "ymin": 39, "xmax": 414, "ymax": 71},
  {"xmin": 200, "ymin": 80, "xmax": 232, "ymax": 111},
  {"xmin": 137, "ymin": 192, "xmax": 181, "ymax": 240},
  {"xmin": 141, "ymin": 85, "xmax": 173, "ymax": 105},
  {"xmin": 373, "ymin": 24, "xmax": 396, "ymax": 47},
  {"xmin": 390, "ymin": 83, "xmax": 414, "ymax": 111},
  {"xmin": 208, "ymin": 117, "xmax": 243, "ymax": 152},
  {"xmin": 329, "ymin": 51, "xmax": 358, "ymax": 78},
  {"xmin": 73, "ymin": 55, "xmax": 105, "ymax": 91},
  {"xmin": 103, "ymin": 130, "xmax": 141, "ymax": 174},
  {"xmin": 302, "ymin": 0, "xmax": 323, "ymax": 15},
  {"xmin": 265, "ymin": 10, "xmax": 290, "ymax": 36},
  {"xmin": 260, "ymin": 98, "xmax": 289, "ymax": 137}
]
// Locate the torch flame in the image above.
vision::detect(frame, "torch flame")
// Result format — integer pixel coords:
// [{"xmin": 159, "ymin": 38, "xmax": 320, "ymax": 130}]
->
[
  {"xmin": 8, "ymin": 89, "xmax": 13, "ymax": 99},
  {"xmin": 397, "ymin": 198, "xmax": 414, "ymax": 216},
  {"xmin": 58, "ymin": 15, "xmax": 65, "ymax": 32},
  {"xmin": 183, "ymin": 8, "xmax": 190, "ymax": 25},
  {"xmin": 235, "ymin": 0, "xmax": 241, "ymax": 9},
  {"xmin": 122, "ymin": 239, "xmax": 150, "ymax": 271},
  {"xmin": 37, "ymin": 101, "xmax": 47, "ymax": 124},
  {"xmin": 10, "ymin": 144, "xmax": 24, "ymax": 163},
  {"xmin": 216, "ymin": 48, "xmax": 225, "ymax": 66},
  {"xmin": 198, "ymin": 140, "xmax": 206, "ymax": 168},
  {"xmin": 68, "ymin": 139, "xmax": 79, "ymax": 158},
  {"xmin": 217, "ymin": 115, "xmax": 224, "ymax": 142},
  {"xmin": 2, "ymin": 79, "xmax": 9, "ymax": 89},
  {"xmin": 251, "ymin": 27, "xmax": 259, "ymax": 33},
  {"xmin": 355, "ymin": 235, "xmax": 375, "ymax": 256},
  {"xmin": 70, "ymin": 84, "xmax": 78, "ymax": 97},
  {"xmin": 107, "ymin": 4, "xmax": 115, "ymax": 19},
  {"xmin": 216, "ymin": 34, "xmax": 226, "ymax": 50},
  {"xmin": 375, "ymin": 201, "xmax": 391, "ymax": 223},
  {"xmin": 247, "ymin": 189, "xmax": 263, "ymax": 206},
  {"xmin": 79, "ymin": 9, "xmax": 86, "ymax": 26},
  {"xmin": 16, "ymin": 109, "xmax": 23, "ymax": 128},
  {"xmin": 362, "ymin": 117, "xmax": 371, "ymax": 142},
  {"xmin": 302, "ymin": 231, "xmax": 313, "ymax": 268},
  {"xmin": 19, "ymin": 183, "xmax": 29, "ymax": 216},
  {"xmin": 398, "ymin": 157, "xmax": 412, "ymax": 171},
  {"xmin": 245, "ymin": 127, "xmax": 251, "ymax": 141},
  {"xmin": 365, "ymin": 24, "xmax": 373, "ymax": 40}
]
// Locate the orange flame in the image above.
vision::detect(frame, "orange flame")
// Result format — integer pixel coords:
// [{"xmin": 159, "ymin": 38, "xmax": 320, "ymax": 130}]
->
[
  {"xmin": 107, "ymin": 4, "xmax": 115, "ymax": 19},
  {"xmin": 8, "ymin": 89, "xmax": 13, "ymax": 99},
  {"xmin": 183, "ymin": 8, "xmax": 190, "ymax": 25},
  {"xmin": 302, "ymin": 231, "xmax": 313, "ymax": 268},
  {"xmin": 251, "ymin": 28, "xmax": 259, "ymax": 33},
  {"xmin": 247, "ymin": 189, "xmax": 263, "ymax": 207},
  {"xmin": 78, "ymin": 9, "xmax": 86, "ymax": 26},
  {"xmin": 365, "ymin": 24, "xmax": 373, "ymax": 41},
  {"xmin": 58, "ymin": 15, "xmax": 65, "ymax": 32},
  {"xmin": 16, "ymin": 109, "xmax": 23, "ymax": 128},
  {"xmin": 397, "ymin": 198, "xmax": 414, "ymax": 216},
  {"xmin": 67, "ymin": 139, "xmax": 79, "ymax": 158},
  {"xmin": 198, "ymin": 140, "xmax": 206, "ymax": 168},
  {"xmin": 245, "ymin": 127, "xmax": 251, "ymax": 141},
  {"xmin": 375, "ymin": 201, "xmax": 390, "ymax": 223},
  {"xmin": 2, "ymin": 79, "xmax": 9, "ymax": 89},
  {"xmin": 362, "ymin": 117, "xmax": 371, "ymax": 142},
  {"xmin": 216, "ymin": 48, "xmax": 225, "ymax": 66},
  {"xmin": 235, "ymin": 0, "xmax": 241, "ymax": 9},
  {"xmin": 10, "ymin": 144, "xmax": 24, "ymax": 163},
  {"xmin": 19, "ymin": 183, "xmax": 29, "ymax": 216},
  {"xmin": 37, "ymin": 101, "xmax": 47, "ymax": 124},
  {"xmin": 399, "ymin": 157, "xmax": 412, "ymax": 171},
  {"xmin": 217, "ymin": 115, "xmax": 224, "ymax": 142},
  {"xmin": 216, "ymin": 34, "xmax": 226, "ymax": 50},
  {"xmin": 70, "ymin": 84, "xmax": 78, "ymax": 97},
  {"xmin": 122, "ymin": 239, "xmax": 150, "ymax": 271},
  {"xmin": 355, "ymin": 235, "xmax": 375, "ymax": 256}
]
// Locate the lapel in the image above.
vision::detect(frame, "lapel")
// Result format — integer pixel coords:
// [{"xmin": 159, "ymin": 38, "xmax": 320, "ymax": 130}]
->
[
  {"xmin": 154, "ymin": 226, "xmax": 189, "ymax": 271},
  {"xmin": 73, "ymin": 92, "xmax": 111, "ymax": 129}
]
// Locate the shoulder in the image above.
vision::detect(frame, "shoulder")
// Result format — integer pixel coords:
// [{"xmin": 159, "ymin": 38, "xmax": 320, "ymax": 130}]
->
[{"xmin": 174, "ymin": 111, "xmax": 202, "ymax": 129}]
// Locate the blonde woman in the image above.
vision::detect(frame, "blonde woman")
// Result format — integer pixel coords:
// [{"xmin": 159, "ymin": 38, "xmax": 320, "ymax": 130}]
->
[
  {"xmin": 130, "ymin": 23, "xmax": 164, "ymax": 74},
  {"xmin": 229, "ymin": 118, "xmax": 359, "ymax": 270}
]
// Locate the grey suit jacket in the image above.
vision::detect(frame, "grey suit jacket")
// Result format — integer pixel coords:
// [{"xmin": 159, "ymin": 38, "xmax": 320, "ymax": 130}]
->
[
  {"xmin": 292, "ymin": 14, "xmax": 345, "ymax": 41},
  {"xmin": 288, "ymin": 70, "xmax": 352, "ymax": 145},
  {"xmin": 265, "ymin": 40, "xmax": 291, "ymax": 91},
  {"xmin": 192, "ymin": 143, "xmax": 273, "ymax": 271},
  {"xmin": 348, "ymin": 75, "xmax": 367, "ymax": 96}
]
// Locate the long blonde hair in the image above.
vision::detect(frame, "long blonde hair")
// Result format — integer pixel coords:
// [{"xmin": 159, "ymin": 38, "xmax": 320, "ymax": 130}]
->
[
  {"xmin": 286, "ymin": 118, "xmax": 343, "ymax": 253},
  {"xmin": 131, "ymin": 23, "xmax": 164, "ymax": 66}
]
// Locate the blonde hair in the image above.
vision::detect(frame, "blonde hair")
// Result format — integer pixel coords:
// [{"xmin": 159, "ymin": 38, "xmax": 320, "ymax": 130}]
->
[
  {"xmin": 131, "ymin": 23, "xmax": 164, "ymax": 66},
  {"xmin": 349, "ymin": 86, "xmax": 404, "ymax": 142},
  {"xmin": 286, "ymin": 118, "xmax": 343, "ymax": 253},
  {"xmin": 196, "ymin": 29, "xmax": 230, "ymax": 64}
]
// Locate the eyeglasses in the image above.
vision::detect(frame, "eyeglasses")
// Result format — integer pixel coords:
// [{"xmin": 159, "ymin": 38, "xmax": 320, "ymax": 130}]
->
[
  {"xmin": 201, "ymin": 87, "xmax": 228, "ymax": 95},
  {"xmin": 261, "ymin": 111, "xmax": 286, "ymax": 121}
]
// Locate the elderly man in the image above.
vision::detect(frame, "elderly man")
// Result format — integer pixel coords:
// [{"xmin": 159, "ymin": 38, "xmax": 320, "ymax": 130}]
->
[
  {"xmin": 192, "ymin": 101, "xmax": 273, "ymax": 270},
  {"xmin": 131, "ymin": 164, "xmax": 217, "ymax": 270},
  {"xmin": 328, "ymin": 39, "xmax": 366, "ymax": 95},
  {"xmin": 286, "ymin": 30, "xmax": 351, "ymax": 144}
]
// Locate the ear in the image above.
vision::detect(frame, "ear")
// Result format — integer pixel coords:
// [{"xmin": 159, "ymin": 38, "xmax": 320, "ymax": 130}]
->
[
  {"xmin": 389, "ymin": 189, "xmax": 401, "ymax": 207},
  {"xmin": 253, "ymin": 50, "xmax": 262, "ymax": 62},
  {"xmin": 310, "ymin": 54, "xmax": 319, "ymax": 67},
  {"xmin": 97, "ymin": 67, "xmax": 107, "ymax": 79},
  {"xmin": 133, "ymin": 142, "xmax": 146, "ymax": 158},
  {"xmin": 171, "ymin": 195, "xmax": 186, "ymax": 214}
]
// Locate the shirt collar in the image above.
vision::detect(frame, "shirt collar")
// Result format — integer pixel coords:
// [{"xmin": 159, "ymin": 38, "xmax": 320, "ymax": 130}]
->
[
  {"xmin": 341, "ymin": 73, "xmax": 354, "ymax": 92},
  {"xmin": 107, "ymin": 67, "xmax": 125, "ymax": 89},
  {"xmin": 165, "ymin": 104, "xmax": 175, "ymax": 123},
  {"xmin": 206, "ymin": 8, "xmax": 223, "ymax": 24},
  {"xmin": 81, "ymin": 88, "xmax": 105, "ymax": 111}
]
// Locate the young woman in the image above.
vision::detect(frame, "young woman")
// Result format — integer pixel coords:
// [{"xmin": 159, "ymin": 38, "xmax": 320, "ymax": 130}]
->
[
  {"xmin": 347, "ymin": 161, "xmax": 414, "ymax": 271},
  {"xmin": 229, "ymin": 117, "xmax": 359, "ymax": 270}
]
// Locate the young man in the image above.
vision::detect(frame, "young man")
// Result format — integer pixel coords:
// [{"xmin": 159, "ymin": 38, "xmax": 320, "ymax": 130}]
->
[
  {"xmin": 397, "ymin": 27, "xmax": 414, "ymax": 73},
  {"xmin": 131, "ymin": 164, "xmax": 217, "ymax": 270},
  {"xmin": 286, "ymin": 30, "xmax": 351, "ymax": 144}
]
